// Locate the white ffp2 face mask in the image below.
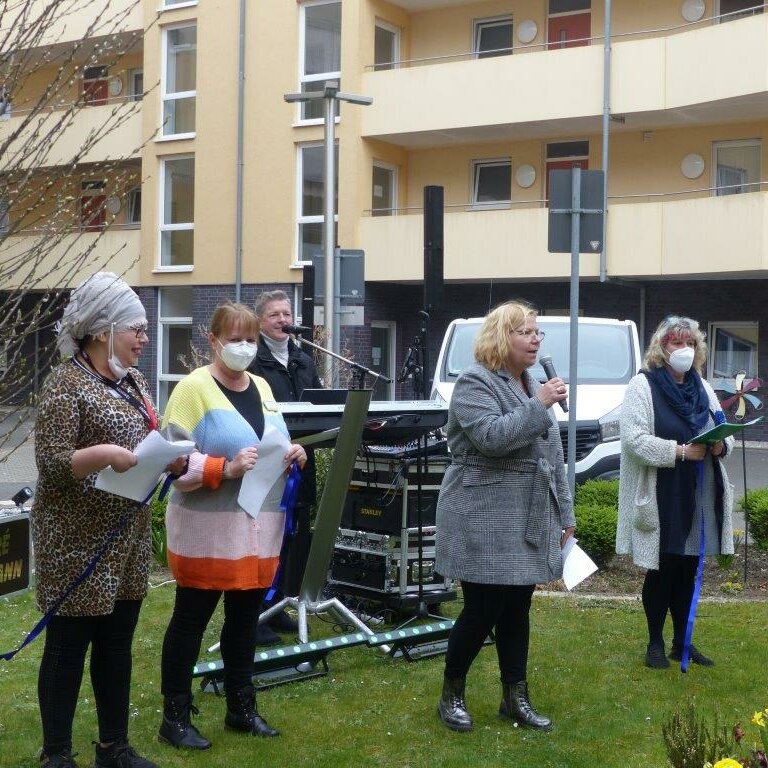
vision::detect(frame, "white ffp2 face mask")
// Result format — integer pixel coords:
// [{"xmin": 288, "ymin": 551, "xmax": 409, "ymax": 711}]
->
[
  {"xmin": 218, "ymin": 340, "xmax": 258, "ymax": 372},
  {"xmin": 668, "ymin": 346, "xmax": 695, "ymax": 374},
  {"xmin": 108, "ymin": 325, "xmax": 129, "ymax": 381}
]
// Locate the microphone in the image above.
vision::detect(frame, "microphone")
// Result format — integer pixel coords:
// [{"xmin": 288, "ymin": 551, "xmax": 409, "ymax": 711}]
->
[
  {"xmin": 539, "ymin": 355, "xmax": 568, "ymax": 412},
  {"xmin": 281, "ymin": 324, "xmax": 312, "ymax": 335}
]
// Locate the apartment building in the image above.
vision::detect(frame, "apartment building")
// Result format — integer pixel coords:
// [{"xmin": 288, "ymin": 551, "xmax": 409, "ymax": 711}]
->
[{"xmin": 1, "ymin": 0, "xmax": 766, "ymax": 428}]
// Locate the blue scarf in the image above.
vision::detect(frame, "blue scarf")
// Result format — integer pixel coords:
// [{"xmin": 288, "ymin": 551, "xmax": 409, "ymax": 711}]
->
[{"xmin": 646, "ymin": 366, "xmax": 710, "ymax": 439}]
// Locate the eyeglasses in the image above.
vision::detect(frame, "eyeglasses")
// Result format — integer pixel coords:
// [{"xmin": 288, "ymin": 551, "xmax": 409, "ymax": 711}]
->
[
  {"xmin": 512, "ymin": 328, "xmax": 545, "ymax": 340},
  {"xmin": 126, "ymin": 323, "xmax": 148, "ymax": 339}
]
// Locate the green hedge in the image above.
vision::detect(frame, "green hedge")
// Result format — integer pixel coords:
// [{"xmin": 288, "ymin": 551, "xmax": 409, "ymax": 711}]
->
[
  {"xmin": 741, "ymin": 488, "xmax": 768, "ymax": 550},
  {"xmin": 573, "ymin": 503, "xmax": 618, "ymax": 567},
  {"xmin": 574, "ymin": 478, "xmax": 619, "ymax": 509}
]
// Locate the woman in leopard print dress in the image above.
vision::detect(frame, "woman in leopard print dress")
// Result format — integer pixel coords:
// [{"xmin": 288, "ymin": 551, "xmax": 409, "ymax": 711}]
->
[{"xmin": 32, "ymin": 273, "xmax": 180, "ymax": 768}]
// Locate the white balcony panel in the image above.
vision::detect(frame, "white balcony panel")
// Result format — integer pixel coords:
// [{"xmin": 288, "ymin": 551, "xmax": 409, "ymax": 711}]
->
[
  {"xmin": 362, "ymin": 16, "xmax": 768, "ymax": 145},
  {"xmin": 360, "ymin": 193, "xmax": 768, "ymax": 282},
  {"xmin": 1, "ymin": 0, "xmax": 142, "ymax": 51},
  {"xmin": 0, "ymin": 229, "xmax": 141, "ymax": 290},
  {"xmin": 2, "ymin": 103, "xmax": 143, "ymax": 169}
]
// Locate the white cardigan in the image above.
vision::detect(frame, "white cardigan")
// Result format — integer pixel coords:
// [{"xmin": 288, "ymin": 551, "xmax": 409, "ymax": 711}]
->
[{"xmin": 616, "ymin": 373, "xmax": 734, "ymax": 570}]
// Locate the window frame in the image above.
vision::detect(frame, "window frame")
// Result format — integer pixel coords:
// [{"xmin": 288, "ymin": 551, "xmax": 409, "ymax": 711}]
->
[
  {"xmin": 370, "ymin": 320, "xmax": 396, "ymax": 400},
  {"xmin": 374, "ymin": 19, "xmax": 400, "ymax": 71},
  {"xmin": 711, "ymin": 138, "xmax": 762, "ymax": 196},
  {"xmin": 160, "ymin": 0, "xmax": 198, "ymax": 9},
  {"xmin": 157, "ymin": 154, "xmax": 195, "ymax": 271},
  {"xmin": 716, "ymin": 0, "xmax": 764, "ymax": 22},
  {"xmin": 129, "ymin": 68, "xmax": 144, "ymax": 101},
  {"xmin": 126, "ymin": 186, "xmax": 141, "ymax": 227},
  {"xmin": 471, "ymin": 158, "xmax": 512, "ymax": 209},
  {"xmin": 295, "ymin": 141, "xmax": 338, "ymax": 266},
  {"xmin": 371, "ymin": 160, "xmax": 398, "ymax": 216},
  {"xmin": 160, "ymin": 22, "xmax": 197, "ymax": 140},
  {"xmin": 707, "ymin": 320, "xmax": 759, "ymax": 382},
  {"xmin": 156, "ymin": 286, "xmax": 193, "ymax": 411},
  {"xmin": 473, "ymin": 15, "xmax": 514, "ymax": 59},
  {"xmin": 297, "ymin": 0, "xmax": 342, "ymax": 125},
  {"xmin": 0, "ymin": 197, "xmax": 9, "ymax": 235}
]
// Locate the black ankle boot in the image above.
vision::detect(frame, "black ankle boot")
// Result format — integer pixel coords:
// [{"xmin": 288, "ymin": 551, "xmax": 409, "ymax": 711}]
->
[
  {"xmin": 40, "ymin": 751, "xmax": 79, "ymax": 768},
  {"xmin": 158, "ymin": 693, "xmax": 211, "ymax": 750},
  {"xmin": 93, "ymin": 740, "xmax": 158, "ymax": 768},
  {"xmin": 224, "ymin": 685, "xmax": 280, "ymax": 737},
  {"xmin": 437, "ymin": 675, "xmax": 473, "ymax": 732},
  {"xmin": 499, "ymin": 680, "xmax": 553, "ymax": 731}
]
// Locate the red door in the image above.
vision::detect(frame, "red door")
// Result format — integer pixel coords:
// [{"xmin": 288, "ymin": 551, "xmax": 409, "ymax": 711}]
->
[
  {"xmin": 546, "ymin": 158, "xmax": 588, "ymax": 205},
  {"xmin": 83, "ymin": 78, "xmax": 108, "ymax": 106},
  {"xmin": 80, "ymin": 194, "xmax": 106, "ymax": 231},
  {"xmin": 548, "ymin": 12, "xmax": 591, "ymax": 49}
]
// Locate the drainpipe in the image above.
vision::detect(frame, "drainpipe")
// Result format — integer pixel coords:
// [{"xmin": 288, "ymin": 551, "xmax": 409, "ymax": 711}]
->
[
  {"xmin": 234, "ymin": 0, "xmax": 246, "ymax": 302},
  {"xmin": 600, "ymin": 0, "xmax": 612, "ymax": 283}
]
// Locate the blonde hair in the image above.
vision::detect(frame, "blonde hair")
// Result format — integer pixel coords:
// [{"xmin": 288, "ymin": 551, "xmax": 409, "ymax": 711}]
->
[
  {"xmin": 210, "ymin": 302, "xmax": 259, "ymax": 338},
  {"xmin": 474, "ymin": 300, "xmax": 537, "ymax": 371},
  {"xmin": 644, "ymin": 315, "xmax": 707, "ymax": 374}
]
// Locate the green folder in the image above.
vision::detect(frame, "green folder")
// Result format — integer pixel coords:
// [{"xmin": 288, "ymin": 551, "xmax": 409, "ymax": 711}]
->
[{"xmin": 689, "ymin": 416, "xmax": 764, "ymax": 444}]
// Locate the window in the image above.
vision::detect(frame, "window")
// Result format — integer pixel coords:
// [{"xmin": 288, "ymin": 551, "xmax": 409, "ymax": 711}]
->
[
  {"xmin": 297, "ymin": 143, "xmax": 338, "ymax": 263},
  {"xmin": 718, "ymin": 0, "xmax": 763, "ymax": 22},
  {"xmin": 472, "ymin": 159, "xmax": 511, "ymax": 206},
  {"xmin": 0, "ymin": 87, "xmax": 10, "ymax": 120},
  {"xmin": 129, "ymin": 69, "xmax": 144, "ymax": 101},
  {"xmin": 80, "ymin": 180, "xmax": 106, "ymax": 231},
  {"xmin": 162, "ymin": 0, "xmax": 197, "ymax": 7},
  {"xmin": 546, "ymin": 140, "xmax": 589, "ymax": 201},
  {"xmin": 474, "ymin": 16, "xmax": 513, "ymax": 58},
  {"xmin": 157, "ymin": 286, "xmax": 193, "ymax": 411},
  {"xmin": 374, "ymin": 21, "xmax": 399, "ymax": 70},
  {"xmin": 0, "ymin": 198, "xmax": 9, "ymax": 235},
  {"xmin": 300, "ymin": 1, "xmax": 341, "ymax": 121},
  {"xmin": 83, "ymin": 66, "xmax": 108, "ymax": 106},
  {"xmin": 549, "ymin": 0, "xmax": 591, "ymax": 11},
  {"xmin": 713, "ymin": 140, "xmax": 761, "ymax": 195},
  {"xmin": 709, "ymin": 322, "xmax": 758, "ymax": 383},
  {"xmin": 371, "ymin": 322, "xmax": 396, "ymax": 399},
  {"xmin": 159, "ymin": 156, "xmax": 194, "ymax": 267},
  {"xmin": 162, "ymin": 25, "xmax": 196, "ymax": 137},
  {"xmin": 372, "ymin": 163, "xmax": 396, "ymax": 216},
  {"xmin": 127, "ymin": 186, "xmax": 141, "ymax": 225}
]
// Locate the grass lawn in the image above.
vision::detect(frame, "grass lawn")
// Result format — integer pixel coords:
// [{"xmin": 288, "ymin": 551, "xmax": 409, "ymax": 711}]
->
[{"xmin": 1, "ymin": 585, "xmax": 766, "ymax": 768}]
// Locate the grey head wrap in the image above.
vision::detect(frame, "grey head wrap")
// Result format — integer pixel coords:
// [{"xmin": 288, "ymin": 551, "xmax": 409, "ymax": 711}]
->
[{"xmin": 57, "ymin": 271, "xmax": 146, "ymax": 358}]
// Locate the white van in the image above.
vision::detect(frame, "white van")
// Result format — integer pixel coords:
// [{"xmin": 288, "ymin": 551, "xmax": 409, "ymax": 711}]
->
[{"xmin": 430, "ymin": 316, "xmax": 642, "ymax": 483}]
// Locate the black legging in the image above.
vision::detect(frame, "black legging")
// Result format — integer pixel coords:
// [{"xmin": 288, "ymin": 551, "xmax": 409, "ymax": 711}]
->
[
  {"xmin": 38, "ymin": 599, "xmax": 142, "ymax": 756},
  {"xmin": 161, "ymin": 586, "xmax": 265, "ymax": 697},
  {"xmin": 445, "ymin": 581, "xmax": 536, "ymax": 684},
  {"xmin": 642, "ymin": 553, "xmax": 698, "ymax": 647}
]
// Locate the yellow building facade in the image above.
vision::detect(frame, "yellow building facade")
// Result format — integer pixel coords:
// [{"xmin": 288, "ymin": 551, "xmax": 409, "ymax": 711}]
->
[{"xmin": 1, "ymin": 0, "xmax": 766, "ymax": 409}]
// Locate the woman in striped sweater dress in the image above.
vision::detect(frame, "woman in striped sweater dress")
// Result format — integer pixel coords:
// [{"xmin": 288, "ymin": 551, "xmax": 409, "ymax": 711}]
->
[{"xmin": 157, "ymin": 302, "xmax": 306, "ymax": 751}]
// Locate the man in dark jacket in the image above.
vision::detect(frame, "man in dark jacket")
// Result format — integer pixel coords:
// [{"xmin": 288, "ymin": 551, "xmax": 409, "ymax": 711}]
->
[{"xmin": 249, "ymin": 290, "xmax": 321, "ymax": 644}]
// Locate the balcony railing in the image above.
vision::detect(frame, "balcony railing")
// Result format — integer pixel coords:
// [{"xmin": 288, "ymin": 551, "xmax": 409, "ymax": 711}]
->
[
  {"xmin": 365, "ymin": 3, "xmax": 767, "ymax": 70},
  {"xmin": 358, "ymin": 190, "xmax": 768, "ymax": 282}
]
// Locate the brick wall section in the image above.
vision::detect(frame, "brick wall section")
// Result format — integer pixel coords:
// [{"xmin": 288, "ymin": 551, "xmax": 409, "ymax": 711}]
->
[{"xmin": 135, "ymin": 286, "xmax": 156, "ymax": 389}]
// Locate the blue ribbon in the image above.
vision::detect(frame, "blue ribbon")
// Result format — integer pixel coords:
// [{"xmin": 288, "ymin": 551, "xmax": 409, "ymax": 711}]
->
[
  {"xmin": 0, "ymin": 515, "xmax": 131, "ymax": 661},
  {"xmin": 680, "ymin": 459, "xmax": 706, "ymax": 673},
  {"xmin": 265, "ymin": 463, "xmax": 303, "ymax": 603}
]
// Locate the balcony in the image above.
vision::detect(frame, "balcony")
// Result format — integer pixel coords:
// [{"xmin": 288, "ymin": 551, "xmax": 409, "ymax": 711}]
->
[
  {"xmin": 1, "ymin": 100, "xmax": 144, "ymax": 169},
  {"xmin": 360, "ymin": 15, "xmax": 768, "ymax": 147},
  {"xmin": 1, "ymin": 0, "xmax": 142, "ymax": 52},
  {"xmin": 0, "ymin": 228, "xmax": 141, "ymax": 290},
  {"xmin": 358, "ymin": 191, "xmax": 768, "ymax": 282}
]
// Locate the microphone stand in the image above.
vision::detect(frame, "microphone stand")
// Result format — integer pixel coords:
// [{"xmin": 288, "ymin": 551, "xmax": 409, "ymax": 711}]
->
[{"xmin": 290, "ymin": 334, "xmax": 392, "ymax": 390}]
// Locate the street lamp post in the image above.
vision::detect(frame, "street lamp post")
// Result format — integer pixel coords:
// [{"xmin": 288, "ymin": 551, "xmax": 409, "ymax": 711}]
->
[{"xmin": 284, "ymin": 81, "xmax": 372, "ymax": 386}]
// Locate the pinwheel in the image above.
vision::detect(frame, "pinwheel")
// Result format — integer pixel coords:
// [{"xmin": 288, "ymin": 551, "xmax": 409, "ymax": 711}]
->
[{"xmin": 716, "ymin": 371, "xmax": 763, "ymax": 420}]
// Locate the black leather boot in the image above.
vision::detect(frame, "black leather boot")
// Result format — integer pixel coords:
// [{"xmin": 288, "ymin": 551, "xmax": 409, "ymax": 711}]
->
[
  {"xmin": 437, "ymin": 675, "xmax": 473, "ymax": 732},
  {"xmin": 499, "ymin": 680, "xmax": 553, "ymax": 731},
  {"xmin": 158, "ymin": 693, "xmax": 211, "ymax": 750},
  {"xmin": 224, "ymin": 685, "xmax": 280, "ymax": 737}
]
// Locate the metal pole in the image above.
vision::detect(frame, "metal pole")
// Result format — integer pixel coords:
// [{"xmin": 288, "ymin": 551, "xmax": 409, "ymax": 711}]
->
[
  {"xmin": 599, "ymin": 0, "xmax": 611, "ymax": 283},
  {"xmin": 323, "ymin": 89, "xmax": 336, "ymax": 385},
  {"xmin": 234, "ymin": 0, "xmax": 246, "ymax": 302},
  {"xmin": 567, "ymin": 168, "xmax": 581, "ymax": 497}
]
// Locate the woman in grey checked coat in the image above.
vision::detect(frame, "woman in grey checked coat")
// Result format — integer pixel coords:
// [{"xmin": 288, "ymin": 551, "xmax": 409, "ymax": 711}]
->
[{"xmin": 435, "ymin": 300, "xmax": 574, "ymax": 733}]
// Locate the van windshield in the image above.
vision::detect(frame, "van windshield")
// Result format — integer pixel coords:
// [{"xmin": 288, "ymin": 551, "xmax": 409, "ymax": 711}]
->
[{"xmin": 443, "ymin": 321, "xmax": 635, "ymax": 384}]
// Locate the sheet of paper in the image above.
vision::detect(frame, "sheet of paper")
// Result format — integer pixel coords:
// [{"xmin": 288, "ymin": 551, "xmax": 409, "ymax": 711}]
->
[
  {"xmin": 95, "ymin": 431, "xmax": 195, "ymax": 503},
  {"xmin": 562, "ymin": 537, "xmax": 598, "ymax": 591},
  {"xmin": 237, "ymin": 425, "xmax": 292, "ymax": 519}
]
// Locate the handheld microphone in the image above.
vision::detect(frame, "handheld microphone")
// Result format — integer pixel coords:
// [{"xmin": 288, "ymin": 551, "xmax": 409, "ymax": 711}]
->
[
  {"xmin": 539, "ymin": 354, "xmax": 568, "ymax": 412},
  {"xmin": 282, "ymin": 324, "xmax": 312, "ymax": 335}
]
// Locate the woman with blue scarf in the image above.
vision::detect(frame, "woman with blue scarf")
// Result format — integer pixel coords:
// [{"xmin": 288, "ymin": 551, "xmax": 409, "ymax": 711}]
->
[{"xmin": 617, "ymin": 316, "xmax": 734, "ymax": 669}]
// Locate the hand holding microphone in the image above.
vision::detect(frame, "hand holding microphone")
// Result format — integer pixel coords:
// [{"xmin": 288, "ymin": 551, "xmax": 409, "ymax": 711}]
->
[{"xmin": 538, "ymin": 355, "xmax": 568, "ymax": 412}]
